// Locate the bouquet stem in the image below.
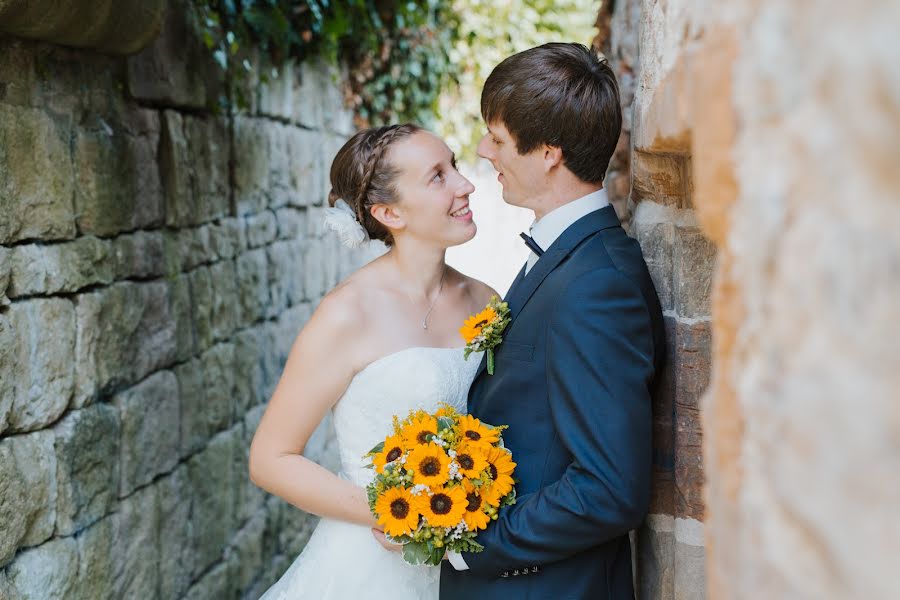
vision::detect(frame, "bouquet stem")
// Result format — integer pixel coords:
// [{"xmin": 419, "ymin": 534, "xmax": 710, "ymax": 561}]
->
[{"xmin": 487, "ymin": 349, "xmax": 495, "ymax": 375}]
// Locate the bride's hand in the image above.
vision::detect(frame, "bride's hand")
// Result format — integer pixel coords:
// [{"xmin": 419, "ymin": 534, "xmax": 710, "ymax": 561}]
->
[{"xmin": 371, "ymin": 529, "xmax": 402, "ymax": 553}]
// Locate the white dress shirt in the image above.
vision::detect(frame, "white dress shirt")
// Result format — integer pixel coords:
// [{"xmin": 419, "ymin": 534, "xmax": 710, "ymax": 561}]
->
[
  {"xmin": 525, "ymin": 188, "xmax": 610, "ymax": 274},
  {"xmin": 446, "ymin": 187, "xmax": 610, "ymax": 573}
]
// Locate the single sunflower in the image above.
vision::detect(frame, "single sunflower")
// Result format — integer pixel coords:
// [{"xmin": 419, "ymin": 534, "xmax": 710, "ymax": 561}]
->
[
  {"xmin": 372, "ymin": 434, "xmax": 406, "ymax": 474},
  {"xmin": 415, "ymin": 485, "xmax": 467, "ymax": 529},
  {"xmin": 457, "ymin": 415, "xmax": 500, "ymax": 446},
  {"xmin": 462, "ymin": 480, "xmax": 491, "ymax": 531},
  {"xmin": 375, "ymin": 487, "xmax": 420, "ymax": 537},
  {"xmin": 459, "ymin": 306, "xmax": 497, "ymax": 344},
  {"xmin": 453, "ymin": 441, "xmax": 488, "ymax": 479},
  {"xmin": 401, "ymin": 415, "xmax": 438, "ymax": 447},
  {"xmin": 407, "ymin": 443, "xmax": 451, "ymax": 486},
  {"xmin": 482, "ymin": 445, "xmax": 516, "ymax": 505}
]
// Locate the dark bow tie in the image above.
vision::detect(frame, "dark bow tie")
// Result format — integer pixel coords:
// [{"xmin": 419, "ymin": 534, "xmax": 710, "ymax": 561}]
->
[{"xmin": 519, "ymin": 232, "xmax": 544, "ymax": 257}]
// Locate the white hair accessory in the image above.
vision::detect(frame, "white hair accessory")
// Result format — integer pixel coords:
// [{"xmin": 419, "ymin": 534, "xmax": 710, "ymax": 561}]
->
[{"xmin": 323, "ymin": 199, "xmax": 369, "ymax": 248}]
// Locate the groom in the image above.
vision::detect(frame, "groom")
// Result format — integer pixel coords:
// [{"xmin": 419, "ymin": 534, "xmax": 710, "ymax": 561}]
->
[{"xmin": 440, "ymin": 43, "xmax": 665, "ymax": 599}]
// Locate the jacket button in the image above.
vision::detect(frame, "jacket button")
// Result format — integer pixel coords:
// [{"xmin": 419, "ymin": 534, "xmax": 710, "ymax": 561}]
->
[
  {"xmin": 501, "ymin": 571, "xmax": 509, "ymax": 578},
  {"xmin": 532, "ymin": 565, "xmax": 541, "ymax": 573},
  {"xmin": 513, "ymin": 569, "xmax": 520, "ymax": 576}
]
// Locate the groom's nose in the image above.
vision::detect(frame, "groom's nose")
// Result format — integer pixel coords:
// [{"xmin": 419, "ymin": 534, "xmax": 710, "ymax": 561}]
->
[{"xmin": 476, "ymin": 134, "xmax": 493, "ymax": 162}]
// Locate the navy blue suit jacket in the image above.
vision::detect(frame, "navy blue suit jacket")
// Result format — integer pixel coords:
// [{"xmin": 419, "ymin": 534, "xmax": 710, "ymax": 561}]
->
[{"xmin": 440, "ymin": 205, "xmax": 665, "ymax": 600}]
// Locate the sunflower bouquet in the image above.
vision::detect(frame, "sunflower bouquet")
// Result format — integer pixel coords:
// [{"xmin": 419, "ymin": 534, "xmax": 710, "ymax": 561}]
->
[
  {"xmin": 460, "ymin": 295, "xmax": 511, "ymax": 375},
  {"xmin": 364, "ymin": 404, "xmax": 517, "ymax": 566}
]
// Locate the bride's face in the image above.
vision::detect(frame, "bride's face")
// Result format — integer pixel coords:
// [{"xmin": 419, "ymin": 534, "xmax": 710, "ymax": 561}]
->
[{"xmin": 380, "ymin": 131, "xmax": 477, "ymax": 248}]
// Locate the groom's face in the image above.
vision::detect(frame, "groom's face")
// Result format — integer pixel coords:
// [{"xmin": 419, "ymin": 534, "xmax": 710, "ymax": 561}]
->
[{"xmin": 477, "ymin": 121, "xmax": 545, "ymax": 210}]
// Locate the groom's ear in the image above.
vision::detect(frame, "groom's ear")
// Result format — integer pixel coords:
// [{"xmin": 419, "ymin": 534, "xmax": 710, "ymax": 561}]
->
[
  {"xmin": 542, "ymin": 145, "xmax": 564, "ymax": 171},
  {"xmin": 370, "ymin": 203, "xmax": 406, "ymax": 234}
]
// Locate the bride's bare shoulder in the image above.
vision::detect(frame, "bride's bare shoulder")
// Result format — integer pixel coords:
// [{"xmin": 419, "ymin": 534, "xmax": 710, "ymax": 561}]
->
[{"xmin": 447, "ymin": 267, "xmax": 499, "ymax": 311}]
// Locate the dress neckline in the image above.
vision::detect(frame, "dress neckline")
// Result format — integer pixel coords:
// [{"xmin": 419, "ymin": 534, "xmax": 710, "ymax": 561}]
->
[{"xmin": 352, "ymin": 346, "xmax": 466, "ymax": 381}]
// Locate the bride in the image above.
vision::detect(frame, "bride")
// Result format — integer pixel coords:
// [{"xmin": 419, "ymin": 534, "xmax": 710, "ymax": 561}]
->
[{"xmin": 248, "ymin": 123, "xmax": 496, "ymax": 599}]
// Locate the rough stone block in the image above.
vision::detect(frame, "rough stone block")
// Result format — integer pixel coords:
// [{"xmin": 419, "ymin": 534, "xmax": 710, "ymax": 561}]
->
[
  {"xmin": 0, "ymin": 247, "xmax": 10, "ymax": 306},
  {"xmin": 632, "ymin": 151, "xmax": 689, "ymax": 208},
  {"xmin": 188, "ymin": 428, "xmax": 239, "ymax": 576},
  {"xmin": 73, "ymin": 108, "xmax": 164, "ymax": 236},
  {"xmin": 173, "ymin": 225, "xmax": 216, "ymax": 272},
  {"xmin": 257, "ymin": 58, "xmax": 296, "ymax": 121},
  {"xmin": 7, "ymin": 236, "xmax": 112, "ymax": 297},
  {"xmin": 234, "ymin": 116, "xmax": 272, "ymax": 216},
  {"xmin": 73, "ymin": 516, "xmax": 114, "ymax": 600},
  {"xmin": 74, "ymin": 281, "xmax": 178, "ymax": 405},
  {"xmin": 0, "ymin": 430, "xmax": 57, "ymax": 567},
  {"xmin": 112, "ymin": 483, "xmax": 160, "ymax": 599},
  {"xmin": 303, "ymin": 239, "xmax": 327, "ymax": 300},
  {"xmin": 183, "ymin": 562, "xmax": 232, "ymax": 600},
  {"xmin": 633, "ymin": 219, "xmax": 675, "ymax": 313},
  {"xmin": 275, "ymin": 206, "xmax": 306, "ymax": 240},
  {"xmin": 236, "ymin": 248, "xmax": 270, "ymax": 325},
  {"xmin": 673, "ymin": 320, "xmax": 710, "ymax": 520},
  {"xmin": 246, "ymin": 210, "xmax": 278, "ymax": 248},
  {"xmin": 112, "ymin": 230, "xmax": 166, "ymax": 280},
  {"xmin": 5, "ymin": 537, "xmax": 78, "ymax": 599},
  {"xmin": 226, "ymin": 512, "xmax": 266, "ymax": 595},
  {"xmin": 178, "ymin": 343, "xmax": 234, "ymax": 457},
  {"xmin": 638, "ymin": 516, "xmax": 675, "ymax": 600},
  {"xmin": 2, "ymin": 298, "xmax": 76, "ymax": 432},
  {"xmin": 188, "ymin": 265, "xmax": 215, "ymax": 352},
  {"xmin": 126, "ymin": 0, "xmax": 219, "ymax": 109},
  {"xmin": 170, "ymin": 273, "xmax": 195, "ymax": 362},
  {"xmin": 292, "ymin": 60, "xmax": 327, "ymax": 130},
  {"xmin": 160, "ymin": 110, "xmax": 229, "ymax": 227},
  {"xmin": 115, "ymin": 370, "xmax": 180, "ymax": 496},
  {"xmin": 209, "ymin": 259, "xmax": 239, "ymax": 342},
  {"xmin": 238, "ymin": 406, "xmax": 267, "ymax": 522},
  {"xmin": 0, "ymin": 104, "xmax": 76, "ymax": 244},
  {"xmin": 54, "ymin": 404, "xmax": 119, "ymax": 536},
  {"xmin": 157, "ymin": 466, "xmax": 194, "ymax": 600},
  {"xmin": 233, "ymin": 328, "xmax": 265, "ymax": 413},
  {"xmin": 286, "ymin": 127, "xmax": 323, "ymax": 207},
  {"xmin": 267, "ymin": 239, "xmax": 304, "ymax": 317},
  {"xmin": 209, "ymin": 217, "xmax": 245, "ymax": 260},
  {"xmin": 674, "ymin": 225, "xmax": 715, "ymax": 319}
]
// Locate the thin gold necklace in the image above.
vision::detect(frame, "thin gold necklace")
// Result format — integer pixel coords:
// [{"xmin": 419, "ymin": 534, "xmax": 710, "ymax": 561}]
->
[{"xmin": 410, "ymin": 267, "xmax": 445, "ymax": 330}]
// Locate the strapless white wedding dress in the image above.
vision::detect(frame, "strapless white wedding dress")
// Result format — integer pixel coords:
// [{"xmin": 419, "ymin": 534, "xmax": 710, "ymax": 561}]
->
[{"xmin": 260, "ymin": 346, "xmax": 481, "ymax": 600}]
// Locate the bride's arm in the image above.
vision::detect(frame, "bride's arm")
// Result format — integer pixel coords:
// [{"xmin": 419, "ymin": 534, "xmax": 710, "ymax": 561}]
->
[{"xmin": 248, "ymin": 290, "xmax": 377, "ymax": 529}]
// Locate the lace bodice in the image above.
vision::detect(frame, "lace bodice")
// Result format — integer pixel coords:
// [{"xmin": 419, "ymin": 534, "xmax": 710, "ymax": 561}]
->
[{"xmin": 333, "ymin": 346, "xmax": 481, "ymax": 486}]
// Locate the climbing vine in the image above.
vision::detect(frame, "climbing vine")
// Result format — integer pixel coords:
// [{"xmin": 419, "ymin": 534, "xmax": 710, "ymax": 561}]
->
[{"xmin": 194, "ymin": 0, "xmax": 459, "ymax": 126}]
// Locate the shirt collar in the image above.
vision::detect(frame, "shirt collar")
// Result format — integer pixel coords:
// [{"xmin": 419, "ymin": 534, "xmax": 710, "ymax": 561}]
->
[{"xmin": 529, "ymin": 188, "xmax": 610, "ymax": 252}]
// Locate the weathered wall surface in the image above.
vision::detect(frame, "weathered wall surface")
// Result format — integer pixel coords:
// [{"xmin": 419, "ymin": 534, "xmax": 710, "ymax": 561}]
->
[
  {"xmin": 601, "ymin": 0, "xmax": 900, "ymax": 598},
  {"xmin": 597, "ymin": 1, "xmax": 714, "ymax": 598},
  {"xmin": 0, "ymin": 3, "xmax": 374, "ymax": 598}
]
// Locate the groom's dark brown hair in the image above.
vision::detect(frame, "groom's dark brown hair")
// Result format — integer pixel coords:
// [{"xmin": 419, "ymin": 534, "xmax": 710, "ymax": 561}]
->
[{"xmin": 481, "ymin": 42, "xmax": 622, "ymax": 184}]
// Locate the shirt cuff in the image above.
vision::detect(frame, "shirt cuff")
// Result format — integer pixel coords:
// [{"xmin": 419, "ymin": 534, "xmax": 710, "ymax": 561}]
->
[{"xmin": 447, "ymin": 551, "xmax": 470, "ymax": 571}]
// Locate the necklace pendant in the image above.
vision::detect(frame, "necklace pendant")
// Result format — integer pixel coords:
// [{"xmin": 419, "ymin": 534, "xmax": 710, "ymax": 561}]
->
[{"xmin": 422, "ymin": 320, "xmax": 428, "ymax": 330}]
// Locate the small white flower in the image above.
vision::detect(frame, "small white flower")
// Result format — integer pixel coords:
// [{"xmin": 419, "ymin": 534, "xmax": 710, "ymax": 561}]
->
[{"xmin": 323, "ymin": 199, "xmax": 369, "ymax": 248}]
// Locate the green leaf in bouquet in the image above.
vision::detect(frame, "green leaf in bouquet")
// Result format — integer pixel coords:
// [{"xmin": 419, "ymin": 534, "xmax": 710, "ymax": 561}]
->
[
  {"xmin": 367, "ymin": 441, "xmax": 385, "ymax": 455},
  {"xmin": 436, "ymin": 416, "xmax": 455, "ymax": 432},
  {"xmin": 402, "ymin": 541, "xmax": 432, "ymax": 566}
]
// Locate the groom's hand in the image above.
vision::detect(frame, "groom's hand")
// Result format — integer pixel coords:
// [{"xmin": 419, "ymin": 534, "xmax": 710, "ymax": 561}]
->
[{"xmin": 371, "ymin": 529, "xmax": 401, "ymax": 553}]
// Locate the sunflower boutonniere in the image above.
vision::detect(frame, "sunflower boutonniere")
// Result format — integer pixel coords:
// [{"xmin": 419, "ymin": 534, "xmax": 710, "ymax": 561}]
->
[{"xmin": 459, "ymin": 295, "xmax": 511, "ymax": 375}]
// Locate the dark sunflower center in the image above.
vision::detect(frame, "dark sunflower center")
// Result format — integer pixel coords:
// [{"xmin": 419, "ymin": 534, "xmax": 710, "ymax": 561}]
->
[
  {"xmin": 466, "ymin": 492, "xmax": 481, "ymax": 512},
  {"xmin": 430, "ymin": 494, "xmax": 453, "ymax": 515},
  {"xmin": 474, "ymin": 319, "xmax": 488, "ymax": 329},
  {"xmin": 464, "ymin": 430, "xmax": 481, "ymax": 441},
  {"xmin": 420, "ymin": 457, "xmax": 441, "ymax": 476},
  {"xmin": 390, "ymin": 498, "xmax": 410, "ymax": 519},
  {"xmin": 489, "ymin": 463, "xmax": 498, "ymax": 480},
  {"xmin": 386, "ymin": 447, "xmax": 403, "ymax": 462},
  {"xmin": 458, "ymin": 454, "xmax": 475, "ymax": 470},
  {"xmin": 416, "ymin": 430, "xmax": 432, "ymax": 444}
]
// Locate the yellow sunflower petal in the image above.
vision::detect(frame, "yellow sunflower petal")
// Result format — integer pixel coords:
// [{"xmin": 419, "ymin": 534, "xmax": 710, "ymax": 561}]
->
[
  {"xmin": 401, "ymin": 415, "xmax": 439, "ymax": 447},
  {"xmin": 375, "ymin": 487, "xmax": 420, "ymax": 537},
  {"xmin": 462, "ymin": 480, "xmax": 491, "ymax": 531},
  {"xmin": 414, "ymin": 486, "xmax": 467, "ymax": 529},
  {"xmin": 372, "ymin": 434, "xmax": 407, "ymax": 474},
  {"xmin": 457, "ymin": 415, "xmax": 500, "ymax": 446},
  {"xmin": 459, "ymin": 306, "xmax": 498, "ymax": 344},
  {"xmin": 407, "ymin": 443, "xmax": 451, "ymax": 486},
  {"xmin": 453, "ymin": 441, "xmax": 489, "ymax": 478}
]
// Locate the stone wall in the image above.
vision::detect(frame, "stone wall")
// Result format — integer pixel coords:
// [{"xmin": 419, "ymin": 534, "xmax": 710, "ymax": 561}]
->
[
  {"xmin": 601, "ymin": 0, "xmax": 900, "ymax": 599},
  {"xmin": 596, "ymin": 1, "xmax": 714, "ymax": 598},
  {"xmin": 0, "ymin": 3, "xmax": 374, "ymax": 598}
]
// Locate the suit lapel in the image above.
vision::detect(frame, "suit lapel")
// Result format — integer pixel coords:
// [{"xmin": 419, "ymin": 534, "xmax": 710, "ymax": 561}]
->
[
  {"xmin": 471, "ymin": 205, "xmax": 621, "ymax": 384},
  {"xmin": 504, "ymin": 205, "xmax": 620, "ymax": 323}
]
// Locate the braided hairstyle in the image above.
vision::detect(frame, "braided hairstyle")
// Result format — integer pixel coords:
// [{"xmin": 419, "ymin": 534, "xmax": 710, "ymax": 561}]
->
[{"xmin": 328, "ymin": 124, "xmax": 423, "ymax": 246}]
